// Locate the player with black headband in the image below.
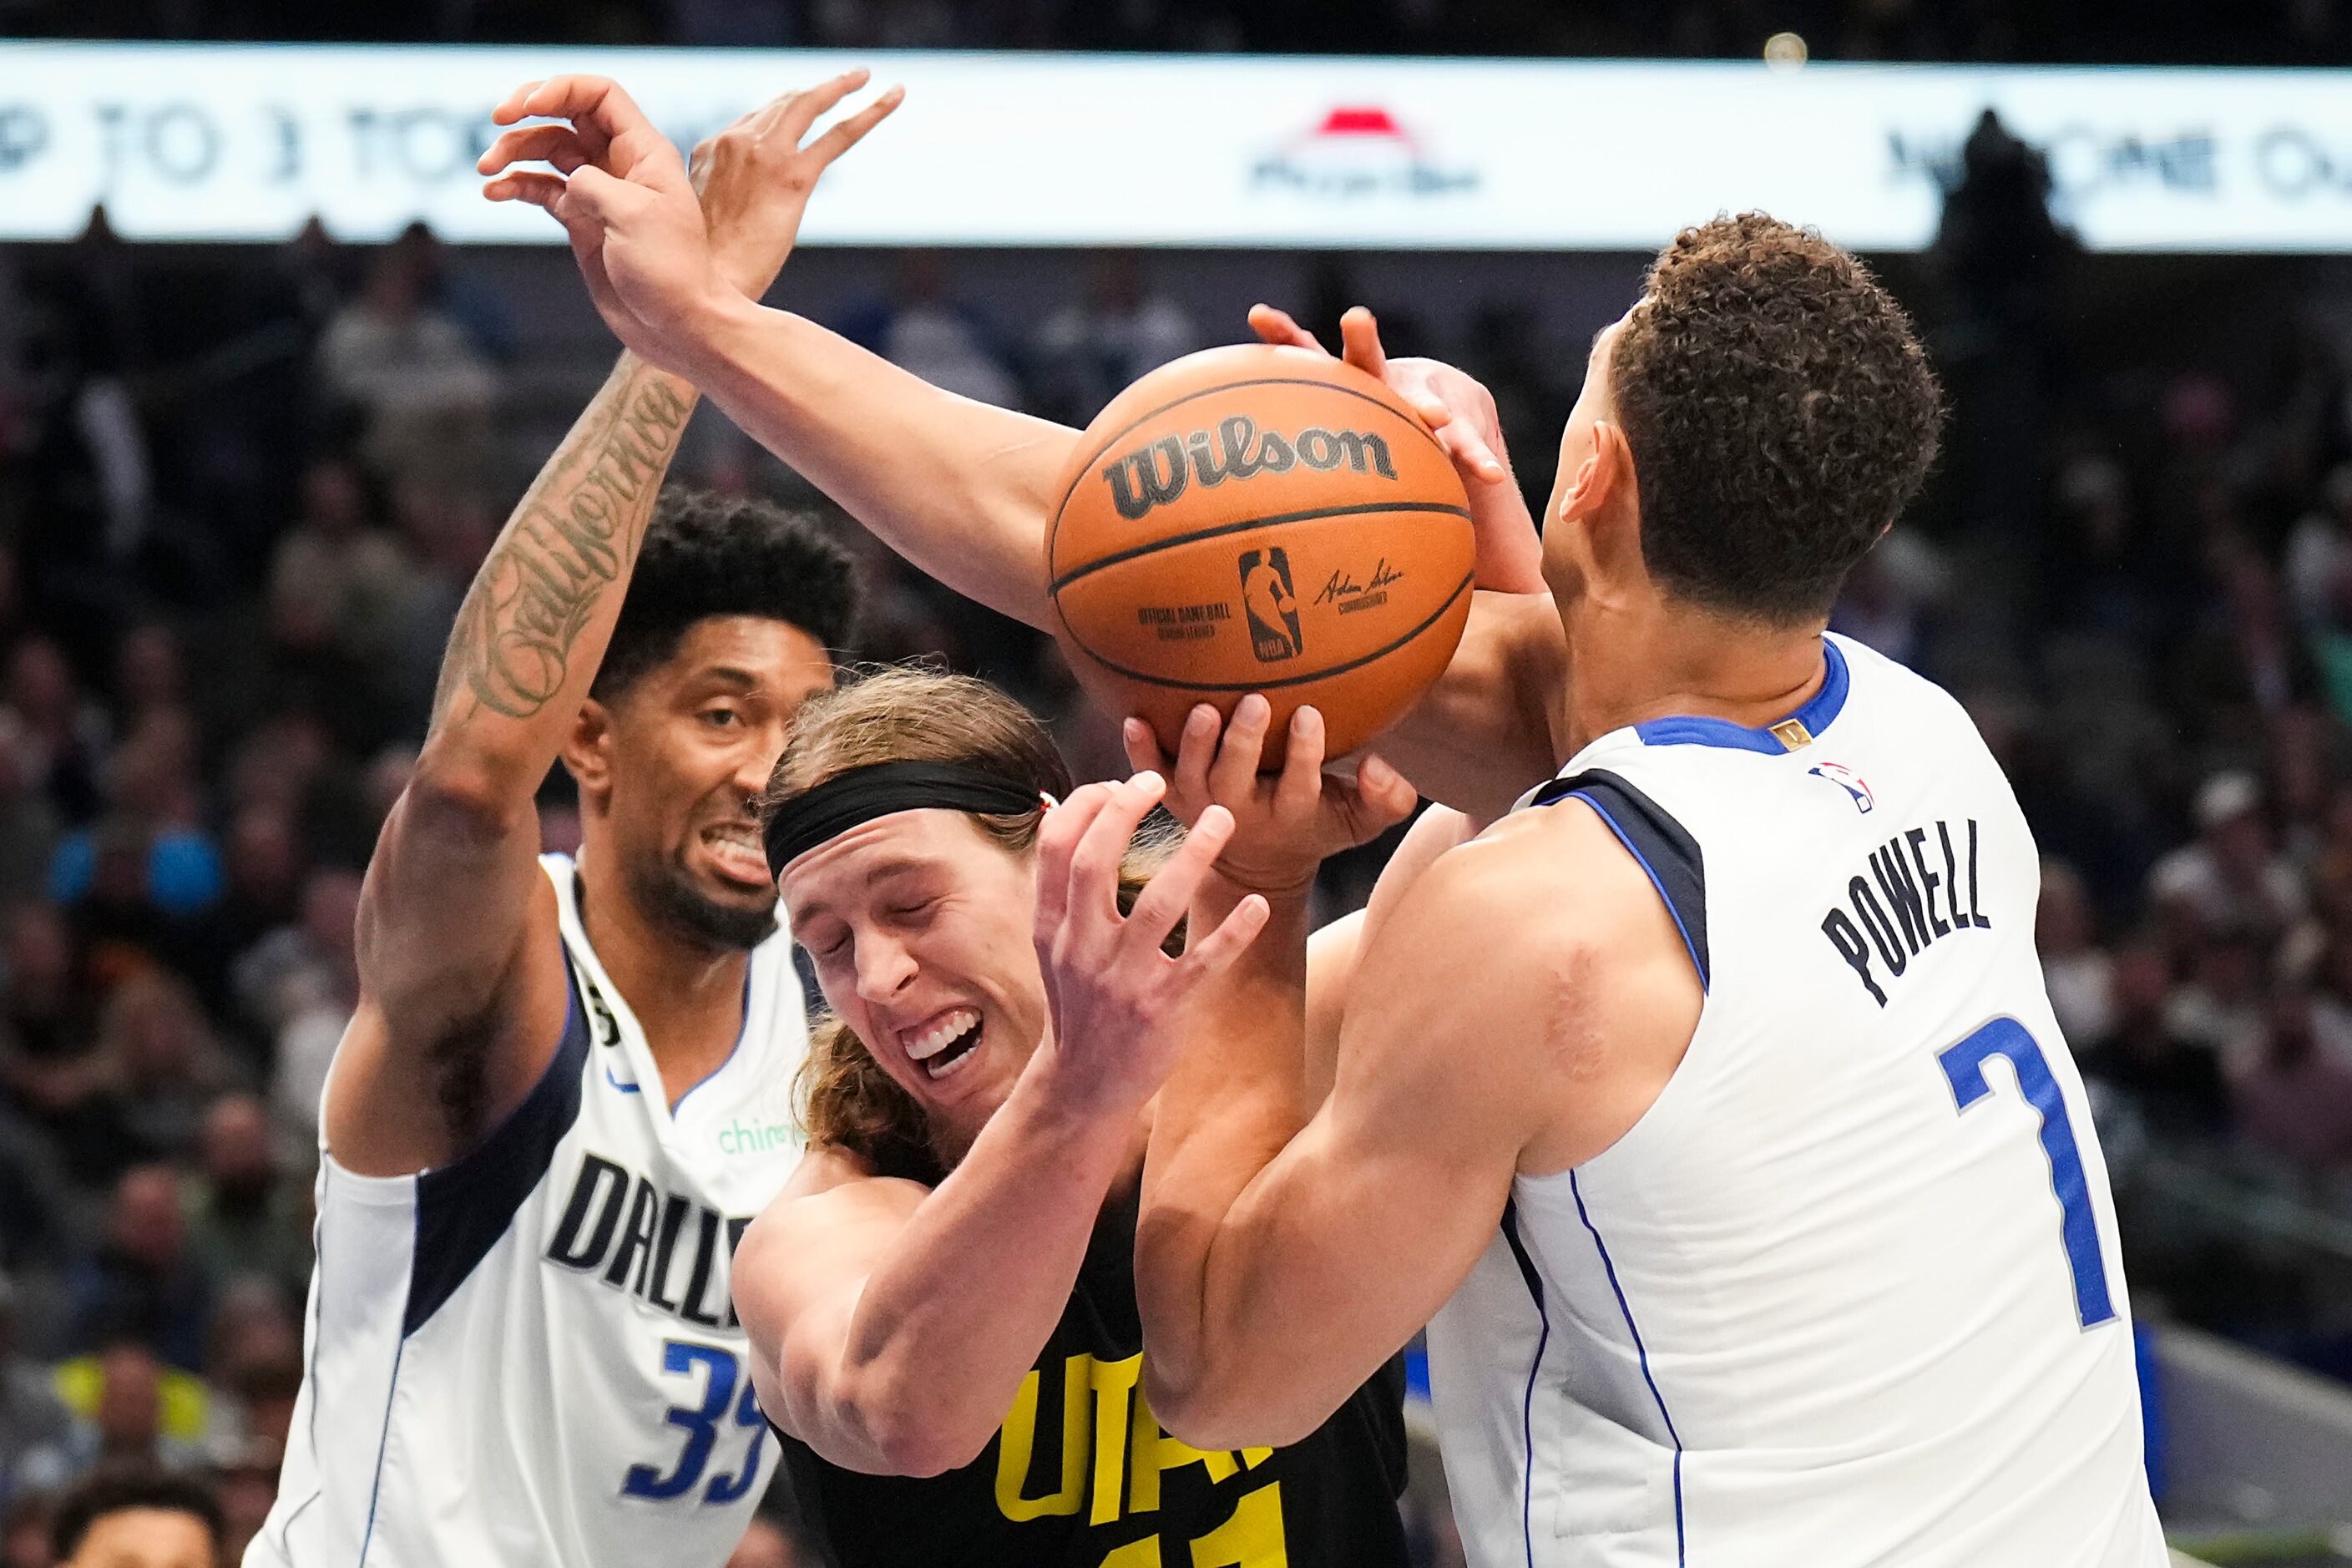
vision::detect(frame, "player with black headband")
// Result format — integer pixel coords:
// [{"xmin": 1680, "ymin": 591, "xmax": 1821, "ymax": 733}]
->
[{"xmin": 733, "ymin": 665, "xmax": 1420, "ymax": 1568}]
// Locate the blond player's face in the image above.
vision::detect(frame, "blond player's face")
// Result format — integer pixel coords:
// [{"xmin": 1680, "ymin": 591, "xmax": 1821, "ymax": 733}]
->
[
  {"xmin": 63, "ymin": 1509, "xmax": 215, "ymax": 1568},
  {"xmin": 781, "ymin": 811, "xmax": 1052, "ymax": 1154}
]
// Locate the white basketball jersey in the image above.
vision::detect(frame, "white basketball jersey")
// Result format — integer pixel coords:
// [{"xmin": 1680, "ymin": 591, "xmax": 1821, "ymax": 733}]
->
[
  {"xmin": 1428, "ymin": 633, "xmax": 2166, "ymax": 1568},
  {"xmin": 249, "ymin": 855, "xmax": 812, "ymax": 1568}
]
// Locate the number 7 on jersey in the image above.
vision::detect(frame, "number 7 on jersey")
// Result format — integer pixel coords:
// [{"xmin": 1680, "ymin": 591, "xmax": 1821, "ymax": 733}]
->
[{"xmin": 1937, "ymin": 1017, "xmax": 2117, "ymax": 1330}]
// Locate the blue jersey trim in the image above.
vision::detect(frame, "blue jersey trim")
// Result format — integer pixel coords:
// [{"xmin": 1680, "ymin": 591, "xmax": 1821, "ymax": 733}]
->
[
  {"xmin": 1634, "ymin": 635, "xmax": 1850, "ymax": 752},
  {"xmin": 670, "ymin": 968, "xmax": 754, "ymax": 1115},
  {"xmin": 1526, "ymin": 769, "xmax": 1710, "ymax": 992},
  {"xmin": 357, "ymin": 1337, "xmax": 407, "ymax": 1565},
  {"xmin": 605, "ymin": 1067, "xmax": 641, "ymax": 1095},
  {"xmin": 1570, "ymin": 1172, "xmax": 1686, "ymax": 1566},
  {"xmin": 1499, "ymin": 1201, "xmax": 1551, "ymax": 1568},
  {"xmin": 403, "ymin": 950, "xmax": 590, "ymax": 1336}
]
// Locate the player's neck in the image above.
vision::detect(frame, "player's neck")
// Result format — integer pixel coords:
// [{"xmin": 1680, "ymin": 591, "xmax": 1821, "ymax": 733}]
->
[
  {"xmin": 1555, "ymin": 594, "xmax": 1830, "ymax": 757},
  {"xmin": 572, "ymin": 848, "xmax": 755, "ymax": 1100}
]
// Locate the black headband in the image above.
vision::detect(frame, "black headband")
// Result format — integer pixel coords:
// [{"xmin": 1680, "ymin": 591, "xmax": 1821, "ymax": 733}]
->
[{"xmin": 763, "ymin": 761, "xmax": 1048, "ymax": 877}]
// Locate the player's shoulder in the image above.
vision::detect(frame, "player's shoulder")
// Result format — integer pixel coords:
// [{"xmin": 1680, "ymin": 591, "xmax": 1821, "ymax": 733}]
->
[{"xmin": 1376, "ymin": 799, "xmax": 1669, "ymax": 986}]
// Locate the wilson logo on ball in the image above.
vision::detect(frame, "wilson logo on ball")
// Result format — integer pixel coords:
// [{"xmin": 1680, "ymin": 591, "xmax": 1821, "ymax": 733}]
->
[
  {"xmin": 1100, "ymin": 414, "xmax": 1398, "ymax": 522},
  {"xmin": 1237, "ymin": 547, "xmax": 1304, "ymax": 663}
]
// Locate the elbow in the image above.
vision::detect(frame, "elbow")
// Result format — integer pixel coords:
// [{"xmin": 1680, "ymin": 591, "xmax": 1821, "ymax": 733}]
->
[
  {"xmin": 1144, "ymin": 1362, "xmax": 1320, "ymax": 1454},
  {"xmin": 841, "ymin": 1368, "xmax": 999, "ymax": 1479}
]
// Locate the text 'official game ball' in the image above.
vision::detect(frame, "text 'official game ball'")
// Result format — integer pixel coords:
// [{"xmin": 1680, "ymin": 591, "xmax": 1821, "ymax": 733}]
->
[{"xmin": 1046, "ymin": 343, "xmax": 1476, "ymax": 760}]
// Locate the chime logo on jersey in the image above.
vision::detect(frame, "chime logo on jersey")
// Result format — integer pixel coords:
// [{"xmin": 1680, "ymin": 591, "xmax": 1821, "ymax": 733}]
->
[{"xmin": 544, "ymin": 1151, "xmax": 752, "ymax": 1328}]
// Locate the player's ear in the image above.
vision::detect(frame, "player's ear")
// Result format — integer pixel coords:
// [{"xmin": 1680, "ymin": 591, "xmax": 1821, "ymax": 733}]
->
[
  {"xmin": 1572, "ymin": 422, "xmax": 1646, "ymax": 602},
  {"xmin": 562, "ymin": 697, "xmax": 617, "ymax": 803}
]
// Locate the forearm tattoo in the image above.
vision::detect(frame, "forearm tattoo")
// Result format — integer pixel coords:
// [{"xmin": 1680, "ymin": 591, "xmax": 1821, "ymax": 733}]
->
[{"xmin": 433, "ymin": 372, "xmax": 693, "ymax": 725}]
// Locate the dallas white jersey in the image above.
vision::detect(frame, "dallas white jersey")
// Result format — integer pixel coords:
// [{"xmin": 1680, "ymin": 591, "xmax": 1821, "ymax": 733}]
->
[
  {"xmin": 250, "ymin": 855, "xmax": 812, "ymax": 1568},
  {"xmin": 1428, "ymin": 633, "xmax": 2166, "ymax": 1568}
]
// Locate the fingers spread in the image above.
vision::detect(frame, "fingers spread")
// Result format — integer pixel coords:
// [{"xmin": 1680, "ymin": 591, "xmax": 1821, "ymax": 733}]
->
[
  {"xmin": 1123, "ymin": 717, "xmax": 1168, "ymax": 780},
  {"xmin": 1125, "ymin": 803, "xmax": 1233, "ymax": 951},
  {"xmin": 1171, "ymin": 704, "xmax": 1221, "ymax": 814},
  {"xmin": 1180, "ymin": 888, "xmax": 1271, "ymax": 979},
  {"xmin": 478, "ymin": 124, "xmax": 593, "ymax": 178},
  {"xmin": 1272, "ymin": 706, "xmax": 1328, "ymax": 821},
  {"xmin": 1248, "ymin": 303, "xmax": 1324, "ymax": 354},
  {"xmin": 811, "ymin": 83, "xmax": 904, "ymax": 164},
  {"xmin": 1206, "ymin": 694, "xmax": 1272, "ymax": 802},
  {"xmin": 771, "ymin": 66, "xmax": 873, "ymax": 140},
  {"xmin": 1033, "ymin": 781, "xmax": 1117, "ymax": 944},
  {"xmin": 482, "ymin": 170, "xmax": 568, "ymax": 210},
  {"xmin": 1339, "ymin": 306, "xmax": 1388, "ymax": 381},
  {"xmin": 1066, "ymin": 772, "xmax": 1166, "ymax": 928}
]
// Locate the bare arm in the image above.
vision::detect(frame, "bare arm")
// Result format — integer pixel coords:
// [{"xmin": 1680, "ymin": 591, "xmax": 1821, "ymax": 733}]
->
[
  {"xmin": 1139, "ymin": 804, "xmax": 1702, "ymax": 1449},
  {"xmin": 334, "ymin": 354, "xmax": 697, "ymax": 1173},
  {"xmin": 333, "ymin": 76, "xmax": 893, "ymax": 1176},
  {"xmin": 736, "ymin": 776, "xmax": 1267, "ymax": 1474},
  {"xmin": 734, "ymin": 1072, "xmax": 1139, "ymax": 1475}
]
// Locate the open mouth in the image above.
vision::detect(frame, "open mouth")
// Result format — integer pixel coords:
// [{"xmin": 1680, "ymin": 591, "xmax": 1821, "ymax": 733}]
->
[
  {"xmin": 702, "ymin": 822, "xmax": 771, "ymax": 886},
  {"xmin": 903, "ymin": 1007, "xmax": 984, "ymax": 1083}
]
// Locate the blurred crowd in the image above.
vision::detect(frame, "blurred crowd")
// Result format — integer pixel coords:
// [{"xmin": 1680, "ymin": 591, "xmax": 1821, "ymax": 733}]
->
[
  {"xmin": 4, "ymin": 109, "xmax": 2352, "ymax": 1561},
  {"xmin": 8, "ymin": 0, "xmax": 2352, "ymax": 63}
]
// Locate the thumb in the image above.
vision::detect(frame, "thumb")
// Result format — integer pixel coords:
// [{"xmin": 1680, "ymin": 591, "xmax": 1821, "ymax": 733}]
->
[{"xmin": 555, "ymin": 162, "xmax": 639, "ymax": 225}]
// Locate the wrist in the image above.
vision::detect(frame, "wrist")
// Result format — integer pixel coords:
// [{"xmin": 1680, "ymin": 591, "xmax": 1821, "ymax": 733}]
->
[{"xmin": 665, "ymin": 285, "xmax": 766, "ymax": 387}]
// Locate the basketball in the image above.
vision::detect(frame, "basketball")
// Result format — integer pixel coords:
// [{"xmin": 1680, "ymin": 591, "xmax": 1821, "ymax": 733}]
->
[{"xmin": 1045, "ymin": 343, "xmax": 1476, "ymax": 759}]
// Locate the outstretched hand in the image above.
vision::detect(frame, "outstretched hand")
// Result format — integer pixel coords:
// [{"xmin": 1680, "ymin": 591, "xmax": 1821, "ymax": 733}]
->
[
  {"xmin": 478, "ymin": 72, "xmax": 900, "ymax": 368},
  {"xmin": 1029, "ymin": 774, "xmax": 1272, "ymax": 1114},
  {"xmin": 1251, "ymin": 303, "xmax": 1547, "ymax": 596},
  {"xmin": 1123, "ymin": 696, "xmax": 1419, "ymax": 897}
]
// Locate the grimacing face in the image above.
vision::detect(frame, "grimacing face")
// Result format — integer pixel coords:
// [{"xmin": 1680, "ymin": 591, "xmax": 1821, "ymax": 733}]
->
[
  {"xmin": 780, "ymin": 808, "xmax": 1053, "ymax": 1156},
  {"xmin": 1542, "ymin": 311, "xmax": 1631, "ymax": 599},
  {"xmin": 589, "ymin": 615, "xmax": 836, "ymax": 951}
]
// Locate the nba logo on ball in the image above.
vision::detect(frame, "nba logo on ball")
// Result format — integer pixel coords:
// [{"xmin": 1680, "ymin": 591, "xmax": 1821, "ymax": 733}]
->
[{"xmin": 1238, "ymin": 548, "xmax": 1303, "ymax": 662}]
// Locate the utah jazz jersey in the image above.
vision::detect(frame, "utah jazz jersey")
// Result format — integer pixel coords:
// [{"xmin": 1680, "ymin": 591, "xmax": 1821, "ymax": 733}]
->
[
  {"xmin": 1429, "ymin": 634, "xmax": 2166, "ymax": 1568},
  {"xmin": 249, "ymin": 855, "xmax": 812, "ymax": 1568},
  {"xmin": 780, "ymin": 1186, "xmax": 1411, "ymax": 1568}
]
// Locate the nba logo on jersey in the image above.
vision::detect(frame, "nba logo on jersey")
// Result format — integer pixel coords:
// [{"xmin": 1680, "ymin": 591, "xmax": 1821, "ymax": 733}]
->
[{"xmin": 1810, "ymin": 761, "xmax": 1874, "ymax": 813}]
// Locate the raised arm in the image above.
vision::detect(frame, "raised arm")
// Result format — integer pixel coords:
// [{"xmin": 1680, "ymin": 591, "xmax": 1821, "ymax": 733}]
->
[
  {"xmin": 735, "ymin": 779, "xmax": 1266, "ymax": 1474},
  {"xmin": 484, "ymin": 78, "xmax": 1563, "ymax": 807},
  {"xmin": 329, "ymin": 78, "xmax": 892, "ymax": 1177},
  {"xmin": 1135, "ymin": 735, "xmax": 1701, "ymax": 1450}
]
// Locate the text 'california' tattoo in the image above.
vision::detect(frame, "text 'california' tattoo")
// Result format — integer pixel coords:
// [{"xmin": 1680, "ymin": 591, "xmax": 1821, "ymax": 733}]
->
[{"xmin": 436, "ymin": 375, "xmax": 690, "ymax": 723}]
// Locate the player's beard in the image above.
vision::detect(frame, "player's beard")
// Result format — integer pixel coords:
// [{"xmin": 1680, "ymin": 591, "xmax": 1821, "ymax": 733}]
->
[{"xmin": 627, "ymin": 851, "xmax": 778, "ymax": 953}]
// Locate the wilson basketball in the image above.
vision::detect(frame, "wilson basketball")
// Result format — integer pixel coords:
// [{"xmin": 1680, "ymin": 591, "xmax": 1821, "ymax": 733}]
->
[{"xmin": 1046, "ymin": 343, "xmax": 1476, "ymax": 760}]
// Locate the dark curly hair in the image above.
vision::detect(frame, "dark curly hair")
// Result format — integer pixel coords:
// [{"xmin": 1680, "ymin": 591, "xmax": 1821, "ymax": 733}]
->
[
  {"xmin": 591, "ymin": 488, "xmax": 860, "ymax": 699},
  {"xmin": 1611, "ymin": 213, "xmax": 1944, "ymax": 624},
  {"xmin": 50, "ymin": 1464, "xmax": 224, "ymax": 1560}
]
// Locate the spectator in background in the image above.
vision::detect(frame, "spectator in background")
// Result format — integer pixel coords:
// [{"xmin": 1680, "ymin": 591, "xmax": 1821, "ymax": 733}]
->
[
  {"xmin": 2079, "ymin": 943, "xmax": 2228, "ymax": 1141},
  {"xmin": 842, "ymin": 250, "xmax": 1020, "ymax": 409},
  {"xmin": 0, "ymin": 903, "xmax": 101, "ymax": 1133},
  {"xmin": 0, "ymin": 1276, "xmax": 73, "ymax": 1510},
  {"xmin": 182, "ymin": 1098, "xmax": 308, "ymax": 1308},
  {"xmin": 2038, "ymin": 858, "xmax": 2115, "ymax": 1047},
  {"xmin": 265, "ymin": 460, "xmax": 412, "ymax": 670},
  {"xmin": 81, "ymin": 977, "xmax": 234, "ymax": 1184},
  {"xmin": 109, "ymin": 628, "xmax": 185, "ymax": 734},
  {"xmin": 2233, "ymin": 989, "xmax": 2352, "ymax": 1176},
  {"xmin": 2169, "ymin": 923, "xmax": 2272, "ymax": 1078},
  {"xmin": 0, "ymin": 639, "xmax": 106, "ymax": 827},
  {"xmin": 47, "ymin": 1465, "xmax": 221, "ymax": 1568},
  {"xmin": 1029, "ymin": 250, "xmax": 1199, "ymax": 425},
  {"xmin": 0, "ymin": 734, "xmax": 63, "ymax": 909},
  {"xmin": 246, "ymin": 869, "xmax": 361, "ymax": 1146},
  {"xmin": 68, "ymin": 1167, "xmax": 218, "ymax": 1373},
  {"xmin": 185, "ymin": 808, "xmax": 306, "ymax": 1057},
  {"xmin": 2147, "ymin": 771, "xmax": 2306, "ymax": 943},
  {"xmin": 33, "ymin": 1343, "xmax": 215, "ymax": 1489},
  {"xmin": 48, "ymin": 711, "xmax": 222, "ymax": 925},
  {"xmin": 315, "ymin": 242, "xmax": 498, "ymax": 491},
  {"xmin": 2284, "ymin": 461, "xmax": 2352, "ymax": 635}
]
